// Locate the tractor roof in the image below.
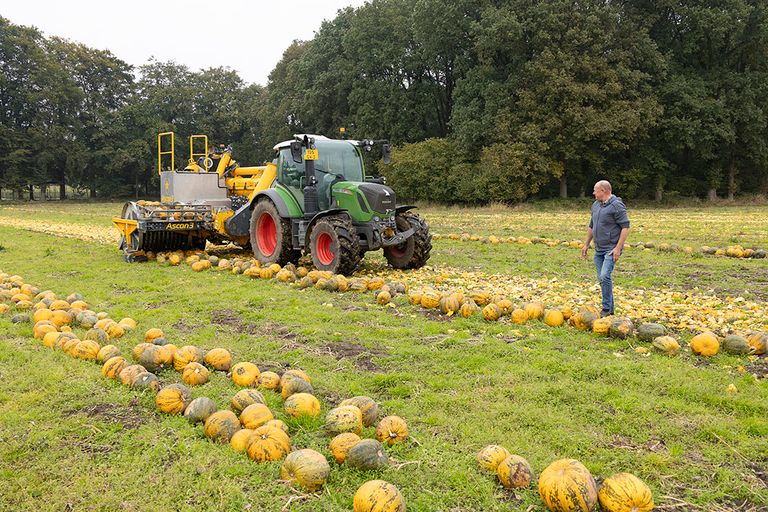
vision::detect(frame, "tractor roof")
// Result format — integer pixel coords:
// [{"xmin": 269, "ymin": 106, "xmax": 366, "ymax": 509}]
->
[{"xmin": 273, "ymin": 135, "xmax": 362, "ymax": 151}]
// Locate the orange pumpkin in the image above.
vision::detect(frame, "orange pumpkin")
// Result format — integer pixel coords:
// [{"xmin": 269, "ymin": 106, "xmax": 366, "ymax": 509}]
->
[
  {"xmin": 231, "ymin": 362, "xmax": 260, "ymax": 387},
  {"xmin": 375, "ymin": 415, "xmax": 409, "ymax": 446},
  {"xmin": 155, "ymin": 384, "xmax": 192, "ymax": 414},
  {"xmin": 284, "ymin": 393, "xmax": 321, "ymax": 418},
  {"xmin": 543, "ymin": 310, "xmax": 565, "ymax": 327},
  {"xmin": 690, "ymin": 331, "xmax": 720, "ymax": 356},
  {"xmin": 239, "ymin": 403, "xmax": 274, "ymax": 429},
  {"xmin": 497, "ymin": 454, "xmax": 535, "ymax": 489},
  {"xmin": 229, "ymin": 428, "xmax": 255, "ymax": 452},
  {"xmin": 538, "ymin": 459, "xmax": 598, "ymax": 512},
  {"xmin": 280, "ymin": 449, "xmax": 330, "ymax": 491},
  {"xmin": 118, "ymin": 364, "xmax": 147, "ymax": 386},
  {"xmin": 182, "ymin": 362, "xmax": 210, "ymax": 386},
  {"xmin": 353, "ymin": 480, "xmax": 405, "ymax": 512},
  {"xmin": 477, "ymin": 444, "xmax": 510, "ymax": 473},
  {"xmin": 204, "ymin": 410, "xmax": 241, "ymax": 444},
  {"xmin": 324, "ymin": 405, "xmax": 363, "ymax": 435},
  {"xmin": 173, "ymin": 345, "xmax": 205, "ymax": 372},
  {"xmin": 230, "ymin": 389, "xmax": 266, "ymax": 412},
  {"xmin": 144, "ymin": 328, "xmax": 164, "ymax": 343},
  {"xmin": 339, "ymin": 396, "xmax": 379, "ymax": 427},
  {"xmin": 101, "ymin": 356, "xmax": 129, "ymax": 380},
  {"xmin": 257, "ymin": 371, "xmax": 281, "ymax": 390},
  {"xmin": 280, "ymin": 375, "xmax": 314, "ymax": 400},
  {"xmin": 598, "ymin": 472, "xmax": 654, "ymax": 512},
  {"xmin": 246, "ymin": 425, "xmax": 291, "ymax": 462},
  {"xmin": 482, "ymin": 303, "xmax": 502, "ymax": 321},
  {"xmin": 204, "ymin": 347, "xmax": 232, "ymax": 371},
  {"xmin": 329, "ymin": 432, "xmax": 361, "ymax": 463}
]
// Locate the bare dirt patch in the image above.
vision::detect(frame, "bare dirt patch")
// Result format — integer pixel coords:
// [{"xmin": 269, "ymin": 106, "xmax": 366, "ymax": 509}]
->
[
  {"xmin": 172, "ymin": 318, "xmax": 201, "ymax": 334},
  {"xmin": 745, "ymin": 357, "xmax": 768, "ymax": 379},
  {"xmin": 63, "ymin": 399, "xmax": 153, "ymax": 430},
  {"xmin": 606, "ymin": 434, "xmax": 668, "ymax": 454},
  {"xmin": 210, "ymin": 309, "xmax": 261, "ymax": 334},
  {"xmin": 281, "ymin": 339, "xmax": 389, "ymax": 371}
]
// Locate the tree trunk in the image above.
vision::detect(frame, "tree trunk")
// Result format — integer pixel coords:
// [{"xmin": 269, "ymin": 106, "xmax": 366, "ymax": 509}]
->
[
  {"xmin": 559, "ymin": 171, "xmax": 567, "ymax": 198},
  {"xmin": 727, "ymin": 161, "xmax": 736, "ymax": 201},
  {"xmin": 60, "ymin": 178, "xmax": 66, "ymax": 200},
  {"xmin": 28, "ymin": 184, "xmax": 34, "ymax": 201},
  {"xmin": 655, "ymin": 181, "xmax": 663, "ymax": 201},
  {"xmin": 90, "ymin": 186, "xmax": 97, "ymax": 199},
  {"xmin": 707, "ymin": 188, "xmax": 718, "ymax": 201}
]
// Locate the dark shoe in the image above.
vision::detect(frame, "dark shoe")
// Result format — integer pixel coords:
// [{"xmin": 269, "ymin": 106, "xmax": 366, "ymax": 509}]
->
[{"xmin": 600, "ymin": 310, "xmax": 613, "ymax": 318}]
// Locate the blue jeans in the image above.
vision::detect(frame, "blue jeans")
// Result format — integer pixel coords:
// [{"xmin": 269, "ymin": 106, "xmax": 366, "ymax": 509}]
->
[{"xmin": 594, "ymin": 249, "xmax": 616, "ymax": 314}]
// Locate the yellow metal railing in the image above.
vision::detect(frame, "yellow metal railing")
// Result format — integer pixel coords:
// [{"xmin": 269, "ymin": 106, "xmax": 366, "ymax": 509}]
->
[
  {"xmin": 157, "ymin": 132, "xmax": 175, "ymax": 175},
  {"xmin": 190, "ymin": 134, "xmax": 208, "ymax": 167}
]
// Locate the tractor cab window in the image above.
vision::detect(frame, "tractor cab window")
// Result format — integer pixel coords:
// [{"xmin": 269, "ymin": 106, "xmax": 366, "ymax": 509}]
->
[{"xmin": 278, "ymin": 149, "xmax": 305, "ymax": 203}]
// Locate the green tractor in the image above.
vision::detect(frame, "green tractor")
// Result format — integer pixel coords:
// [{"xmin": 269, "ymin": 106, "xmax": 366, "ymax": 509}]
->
[{"xmin": 247, "ymin": 134, "xmax": 431, "ymax": 274}]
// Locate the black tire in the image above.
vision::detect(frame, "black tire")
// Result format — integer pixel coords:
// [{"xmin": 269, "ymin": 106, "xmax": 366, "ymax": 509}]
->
[
  {"xmin": 383, "ymin": 213, "xmax": 432, "ymax": 269},
  {"xmin": 249, "ymin": 199, "xmax": 299, "ymax": 266},
  {"xmin": 309, "ymin": 215, "xmax": 361, "ymax": 275}
]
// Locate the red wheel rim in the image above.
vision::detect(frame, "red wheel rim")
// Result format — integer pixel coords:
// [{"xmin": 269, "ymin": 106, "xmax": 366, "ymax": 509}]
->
[
  {"xmin": 316, "ymin": 232, "xmax": 334, "ymax": 265},
  {"xmin": 256, "ymin": 213, "xmax": 277, "ymax": 256},
  {"xmin": 388, "ymin": 243, "xmax": 406, "ymax": 257}
]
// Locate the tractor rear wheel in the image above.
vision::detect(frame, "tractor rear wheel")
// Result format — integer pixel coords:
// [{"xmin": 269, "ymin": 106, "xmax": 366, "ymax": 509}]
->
[
  {"xmin": 309, "ymin": 215, "xmax": 361, "ymax": 275},
  {"xmin": 383, "ymin": 212, "xmax": 432, "ymax": 269},
  {"xmin": 250, "ymin": 199, "xmax": 299, "ymax": 266}
]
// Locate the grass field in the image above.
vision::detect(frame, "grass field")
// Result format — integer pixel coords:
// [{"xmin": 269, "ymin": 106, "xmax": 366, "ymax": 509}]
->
[{"xmin": 0, "ymin": 200, "xmax": 766, "ymax": 511}]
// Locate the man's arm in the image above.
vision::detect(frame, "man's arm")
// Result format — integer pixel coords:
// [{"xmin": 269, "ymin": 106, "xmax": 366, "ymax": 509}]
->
[
  {"xmin": 581, "ymin": 227, "xmax": 593, "ymax": 259},
  {"xmin": 612, "ymin": 227, "xmax": 629, "ymax": 262}
]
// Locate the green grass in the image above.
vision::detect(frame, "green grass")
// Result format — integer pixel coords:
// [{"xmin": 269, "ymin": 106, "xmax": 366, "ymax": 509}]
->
[{"xmin": 0, "ymin": 220, "xmax": 767, "ymax": 511}]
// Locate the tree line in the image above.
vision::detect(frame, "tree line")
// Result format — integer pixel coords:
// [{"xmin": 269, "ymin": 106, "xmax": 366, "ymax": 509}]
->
[{"xmin": 2, "ymin": 0, "xmax": 768, "ymax": 203}]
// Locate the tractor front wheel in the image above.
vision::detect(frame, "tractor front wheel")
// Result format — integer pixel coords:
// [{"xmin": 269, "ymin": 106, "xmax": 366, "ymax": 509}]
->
[
  {"xmin": 249, "ymin": 199, "xmax": 299, "ymax": 266},
  {"xmin": 383, "ymin": 212, "xmax": 432, "ymax": 269},
  {"xmin": 309, "ymin": 215, "xmax": 361, "ymax": 275}
]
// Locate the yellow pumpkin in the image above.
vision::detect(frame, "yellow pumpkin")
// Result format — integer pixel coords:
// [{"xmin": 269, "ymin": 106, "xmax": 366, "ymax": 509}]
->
[
  {"xmin": 118, "ymin": 364, "xmax": 147, "ymax": 386},
  {"xmin": 97, "ymin": 344, "xmax": 120, "ymax": 363},
  {"xmin": 477, "ymin": 444, "xmax": 510, "ymax": 472},
  {"xmin": 353, "ymin": 480, "xmax": 406, "ymax": 512},
  {"xmin": 284, "ymin": 393, "xmax": 321, "ymax": 418},
  {"xmin": 746, "ymin": 331, "xmax": 767, "ymax": 355},
  {"xmin": 229, "ymin": 428, "xmax": 255, "ymax": 452},
  {"xmin": 258, "ymin": 371, "xmax": 281, "ymax": 390},
  {"xmin": 497, "ymin": 454, "xmax": 535, "ymax": 489},
  {"xmin": 101, "ymin": 356, "xmax": 129, "ymax": 379},
  {"xmin": 280, "ymin": 375, "xmax": 314, "ymax": 399},
  {"xmin": 652, "ymin": 336, "xmax": 680, "ymax": 356},
  {"xmin": 420, "ymin": 290, "xmax": 441, "ymax": 309},
  {"xmin": 690, "ymin": 331, "xmax": 720, "ymax": 356},
  {"xmin": 246, "ymin": 425, "xmax": 291, "ymax": 462},
  {"xmin": 524, "ymin": 301, "xmax": 544, "ymax": 320},
  {"xmin": 231, "ymin": 362, "xmax": 260, "ymax": 387},
  {"xmin": 482, "ymin": 303, "xmax": 502, "ymax": 321},
  {"xmin": 265, "ymin": 419, "xmax": 289, "ymax": 433},
  {"xmin": 204, "ymin": 347, "xmax": 232, "ymax": 371},
  {"xmin": 280, "ymin": 449, "xmax": 331, "ymax": 492},
  {"xmin": 204, "ymin": 410, "xmax": 241, "ymax": 444},
  {"xmin": 144, "ymin": 328, "xmax": 164, "ymax": 343},
  {"xmin": 73, "ymin": 340, "xmax": 101, "ymax": 360},
  {"xmin": 339, "ymin": 396, "xmax": 379, "ymax": 427},
  {"xmin": 324, "ymin": 405, "xmax": 363, "ymax": 435},
  {"xmin": 173, "ymin": 345, "xmax": 205, "ymax": 371},
  {"xmin": 239, "ymin": 403, "xmax": 274, "ymax": 429},
  {"xmin": 155, "ymin": 384, "xmax": 192, "ymax": 414},
  {"xmin": 510, "ymin": 308, "xmax": 529, "ymax": 324},
  {"xmin": 375, "ymin": 415, "xmax": 409, "ymax": 446},
  {"xmin": 598, "ymin": 472, "xmax": 654, "ymax": 512},
  {"xmin": 329, "ymin": 432, "xmax": 361, "ymax": 463},
  {"xmin": 592, "ymin": 317, "xmax": 612, "ymax": 336},
  {"xmin": 543, "ymin": 310, "xmax": 565, "ymax": 327},
  {"xmin": 182, "ymin": 362, "xmax": 210, "ymax": 386},
  {"xmin": 538, "ymin": 459, "xmax": 598, "ymax": 512},
  {"xmin": 458, "ymin": 299, "xmax": 478, "ymax": 318},
  {"xmin": 132, "ymin": 342, "xmax": 154, "ymax": 361}
]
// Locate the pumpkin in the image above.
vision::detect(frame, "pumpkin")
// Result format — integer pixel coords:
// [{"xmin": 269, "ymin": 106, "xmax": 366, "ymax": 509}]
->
[
  {"xmin": 284, "ymin": 393, "xmax": 321, "ymax": 418},
  {"xmin": 609, "ymin": 318, "xmax": 634, "ymax": 339},
  {"xmin": 570, "ymin": 310, "xmax": 597, "ymax": 331},
  {"xmin": 182, "ymin": 362, "xmax": 210, "ymax": 385},
  {"xmin": 469, "ymin": 289, "xmax": 492, "ymax": 306},
  {"xmin": 375, "ymin": 416, "xmax": 409, "ymax": 446},
  {"xmin": 132, "ymin": 342, "xmax": 154, "ymax": 361},
  {"xmin": 32, "ymin": 308, "xmax": 53, "ymax": 323},
  {"xmin": 339, "ymin": 396, "xmax": 379, "ymax": 427},
  {"xmin": 346, "ymin": 439, "xmax": 389, "ymax": 470},
  {"xmin": 458, "ymin": 299, "xmax": 478, "ymax": 318},
  {"xmin": 376, "ymin": 290, "xmax": 392, "ymax": 305},
  {"xmin": 96, "ymin": 344, "xmax": 120, "ymax": 363},
  {"xmin": 439, "ymin": 294, "xmax": 461, "ymax": 315},
  {"xmin": 246, "ymin": 425, "xmax": 291, "ymax": 462},
  {"xmin": 204, "ymin": 348, "xmax": 232, "ymax": 371},
  {"xmin": 592, "ymin": 317, "xmax": 611, "ymax": 336},
  {"xmin": 637, "ymin": 323, "xmax": 666, "ymax": 342},
  {"xmin": 281, "ymin": 376, "xmax": 314, "ymax": 400},
  {"xmin": 258, "ymin": 371, "xmax": 281, "ymax": 390},
  {"xmin": 231, "ymin": 389, "xmax": 266, "ymax": 412},
  {"xmin": 265, "ymin": 419, "xmax": 289, "ymax": 433},
  {"xmin": 544, "ymin": 310, "xmax": 565, "ymax": 327},
  {"xmin": 106, "ymin": 323, "xmax": 125, "ymax": 339},
  {"xmin": 722, "ymin": 334, "xmax": 752, "ymax": 355},
  {"xmin": 420, "ymin": 290, "xmax": 441, "ymax": 309},
  {"xmin": 33, "ymin": 323, "xmax": 57, "ymax": 340},
  {"xmin": 330, "ymin": 432, "xmax": 361, "ymax": 463},
  {"xmin": 73, "ymin": 340, "xmax": 101, "ymax": 360},
  {"xmin": 49, "ymin": 299, "xmax": 70, "ymax": 311},
  {"xmin": 651, "ymin": 336, "xmax": 680, "ymax": 356},
  {"xmin": 690, "ymin": 331, "xmax": 720, "ymax": 356},
  {"xmin": 94, "ymin": 318, "xmax": 115, "ymax": 331},
  {"xmin": 239, "ymin": 403, "xmax": 274, "ymax": 429},
  {"xmin": 407, "ymin": 289, "xmax": 423, "ymax": 305},
  {"xmin": 84, "ymin": 328, "xmax": 109, "ymax": 345},
  {"xmin": 118, "ymin": 317, "xmax": 137, "ymax": 330},
  {"xmin": 746, "ymin": 331, "xmax": 767, "ymax": 355},
  {"xmin": 184, "ymin": 396, "xmax": 217, "ymax": 424},
  {"xmin": 42, "ymin": 331, "xmax": 63, "ymax": 348},
  {"xmin": 524, "ymin": 302, "xmax": 545, "ymax": 320},
  {"xmin": 280, "ymin": 449, "xmax": 331, "ymax": 492},
  {"xmin": 155, "ymin": 383, "xmax": 192, "ymax": 414},
  {"xmin": 173, "ymin": 345, "xmax": 205, "ymax": 371},
  {"xmin": 538, "ymin": 458, "xmax": 598, "ymax": 512},
  {"xmin": 101, "ymin": 356, "xmax": 129, "ymax": 379},
  {"xmin": 231, "ymin": 362, "xmax": 260, "ymax": 387},
  {"xmin": 229, "ymin": 428, "xmax": 255, "ymax": 452},
  {"xmin": 353, "ymin": 480, "xmax": 405, "ymax": 512},
  {"xmin": 118, "ymin": 364, "xmax": 147, "ymax": 385},
  {"xmin": 283, "ymin": 368, "xmax": 311, "ymax": 383},
  {"xmin": 144, "ymin": 328, "xmax": 164, "ymax": 343},
  {"xmin": 497, "ymin": 454, "xmax": 535, "ymax": 489},
  {"xmin": 510, "ymin": 308, "xmax": 529, "ymax": 324},
  {"xmin": 139, "ymin": 345, "xmax": 174, "ymax": 372},
  {"xmin": 204, "ymin": 410, "xmax": 241, "ymax": 443},
  {"xmin": 132, "ymin": 371, "xmax": 160, "ymax": 391},
  {"xmin": 324, "ymin": 405, "xmax": 363, "ymax": 435},
  {"xmin": 482, "ymin": 303, "xmax": 502, "ymax": 321},
  {"xmin": 597, "ymin": 472, "xmax": 654, "ymax": 512},
  {"xmin": 477, "ymin": 444, "xmax": 511, "ymax": 473}
]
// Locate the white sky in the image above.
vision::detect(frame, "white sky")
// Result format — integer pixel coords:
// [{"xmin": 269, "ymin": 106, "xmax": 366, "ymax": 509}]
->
[{"xmin": 2, "ymin": 0, "xmax": 368, "ymax": 85}]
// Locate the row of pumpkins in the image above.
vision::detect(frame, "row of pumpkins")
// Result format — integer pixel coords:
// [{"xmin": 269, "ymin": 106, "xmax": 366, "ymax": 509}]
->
[
  {"xmin": 0, "ymin": 272, "xmax": 408, "ymax": 511},
  {"xmin": 477, "ymin": 445, "xmax": 654, "ymax": 512},
  {"xmin": 432, "ymin": 231, "xmax": 768, "ymax": 259},
  {"xmin": 136, "ymin": 248, "xmax": 768, "ymax": 350},
  {"xmin": 117, "ymin": 250, "xmax": 768, "ymax": 365}
]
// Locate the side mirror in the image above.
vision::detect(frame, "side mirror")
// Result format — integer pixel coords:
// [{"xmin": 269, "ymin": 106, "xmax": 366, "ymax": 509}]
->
[
  {"xmin": 382, "ymin": 143, "xmax": 391, "ymax": 165},
  {"xmin": 290, "ymin": 141, "xmax": 303, "ymax": 163}
]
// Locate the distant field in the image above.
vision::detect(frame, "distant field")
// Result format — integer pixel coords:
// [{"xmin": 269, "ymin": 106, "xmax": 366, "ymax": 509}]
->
[{"xmin": 0, "ymin": 200, "xmax": 766, "ymax": 511}]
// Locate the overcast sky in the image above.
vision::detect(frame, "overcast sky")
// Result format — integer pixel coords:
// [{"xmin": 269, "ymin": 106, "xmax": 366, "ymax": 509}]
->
[{"xmin": 2, "ymin": 0, "xmax": 368, "ymax": 85}]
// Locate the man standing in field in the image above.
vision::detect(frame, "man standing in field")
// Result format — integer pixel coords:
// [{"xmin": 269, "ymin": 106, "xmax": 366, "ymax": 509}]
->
[{"xmin": 581, "ymin": 180, "xmax": 630, "ymax": 317}]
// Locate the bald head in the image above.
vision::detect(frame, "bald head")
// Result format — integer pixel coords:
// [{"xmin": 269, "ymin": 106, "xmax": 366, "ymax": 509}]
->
[{"xmin": 593, "ymin": 181, "xmax": 612, "ymax": 202}]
